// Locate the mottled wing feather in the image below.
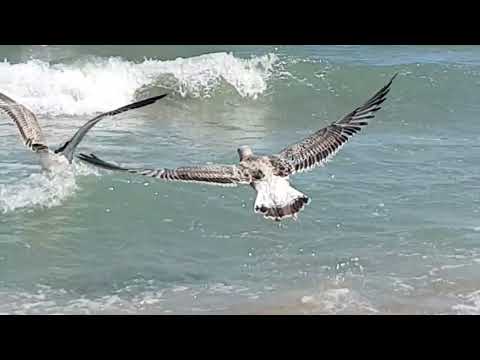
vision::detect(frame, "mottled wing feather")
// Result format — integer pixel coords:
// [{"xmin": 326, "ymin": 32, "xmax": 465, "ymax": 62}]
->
[
  {"xmin": 276, "ymin": 73, "xmax": 397, "ymax": 175},
  {"xmin": 0, "ymin": 92, "xmax": 48, "ymax": 152},
  {"xmin": 77, "ymin": 153, "xmax": 252, "ymax": 187}
]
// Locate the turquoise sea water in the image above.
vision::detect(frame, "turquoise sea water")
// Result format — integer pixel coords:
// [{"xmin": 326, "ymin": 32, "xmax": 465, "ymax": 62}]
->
[{"xmin": 1, "ymin": 45, "xmax": 480, "ymax": 314}]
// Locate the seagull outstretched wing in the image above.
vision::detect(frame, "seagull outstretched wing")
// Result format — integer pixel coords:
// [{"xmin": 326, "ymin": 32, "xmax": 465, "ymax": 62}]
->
[
  {"xmin": 55, "ymin": 94, "xmax": 169, "ymax": 161},
  {"xmin": 77, "ymin": 153, "xmax": 253, "ymax": 187},
  {"xmin": 0, "ymin": 92, "xmax": 49, "ymax": 153},
  {"xmin": 275, "ymin": 74, "xmax": 397, "ymax": 175}
]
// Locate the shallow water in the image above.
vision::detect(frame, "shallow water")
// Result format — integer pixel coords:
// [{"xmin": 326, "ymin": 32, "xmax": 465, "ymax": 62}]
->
[{"xmin": 1, "ymin": 45, "xmax": 480, "ymax": 314}]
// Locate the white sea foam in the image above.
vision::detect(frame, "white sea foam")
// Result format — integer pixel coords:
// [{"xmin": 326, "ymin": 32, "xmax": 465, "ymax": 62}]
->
[
  {"xmin": 300, "ymin": 288, "xmax": 379, "ymax": 314},
  {"xmin": 0, "ymin": 162, "xmax": 98, "ymax": 214},
  {"xmin": 0, "ymin": 52, "xmax": 278, "ymax": 116},
  {"xmin": 0, "ymin": 281, "xmax": 256, "ymax": 314},
  {"xmin": 452, "ymin": 290, "xmax": 480, "ymax": 315}
]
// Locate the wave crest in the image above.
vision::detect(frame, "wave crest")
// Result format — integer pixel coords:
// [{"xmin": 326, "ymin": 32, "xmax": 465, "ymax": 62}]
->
[{"xmin": 0, "ymin": 52, "xmax": 278, "ymax": 116}]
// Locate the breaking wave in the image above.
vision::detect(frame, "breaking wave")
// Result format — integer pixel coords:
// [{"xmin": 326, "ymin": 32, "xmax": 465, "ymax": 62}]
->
[{"xmin": 0, "ymin": 52, "xmax": 278, "ymax": 116}]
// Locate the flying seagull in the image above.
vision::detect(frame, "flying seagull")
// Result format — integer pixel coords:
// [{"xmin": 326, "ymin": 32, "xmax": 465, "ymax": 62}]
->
[
  {"xmin": 0, "ymin": 92, "xmax": 168, "ymax": 171},
  {"xmin": 78, "ymin": 74, "xmax": 397, "ymax": 221}
]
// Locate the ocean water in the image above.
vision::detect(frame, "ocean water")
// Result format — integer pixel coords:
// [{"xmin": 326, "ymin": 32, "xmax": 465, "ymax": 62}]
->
[{"xmin": 1, "ymin": 45, "xmax": 480, "ymax": 314}]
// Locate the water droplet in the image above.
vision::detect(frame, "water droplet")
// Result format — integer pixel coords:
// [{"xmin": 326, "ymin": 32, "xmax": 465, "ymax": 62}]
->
[
  {"xmin": 144, "ymin": 182, "xmax": 150, "ymax": 187},
  {"xmin": 105, "ymin": 208, "xmax": 111, "ymax": 213},
  {"xmin": 248, "ymin": 252, "xmax": 253, "ymax": 257},
  {"xmin": 108, "ymin": 186, "xmax": 115, "ymax": 191},
  {"xmin": 154, "ymin": 192, "xmax": 159, "ymax": 196}
]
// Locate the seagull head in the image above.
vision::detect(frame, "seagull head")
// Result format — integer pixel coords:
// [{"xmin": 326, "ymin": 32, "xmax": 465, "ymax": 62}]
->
[{"xmin": 238, "ymin": 145, "xmax": 254, "ymax": 161}]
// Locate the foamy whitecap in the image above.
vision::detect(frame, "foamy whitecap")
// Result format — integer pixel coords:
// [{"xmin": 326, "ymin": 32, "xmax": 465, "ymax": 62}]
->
[
  {"xmin": 0, "ymin": 172, "xmax": 76, "ymax": 214},
  {"xmin": 300, "ymin": 288, "xmax": 379, "ymax": 314},
  {"xmin": 0, "ymin": 162, "xmax": 99, "ymax": 214},
  {"xmin": 0, "ymin": 281, "xmax": 254, "ymax": 314},
  {"xmin": 452, "ymin": 290, "xmax": 480, "ymax": 315},
  {"xmin": 0, "ymin": 52, "xmax": 278, "ymax": 116}
]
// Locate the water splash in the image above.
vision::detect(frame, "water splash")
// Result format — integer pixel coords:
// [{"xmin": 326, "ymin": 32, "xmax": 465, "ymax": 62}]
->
[
  {"xmin": 0, "ymin": 161, "xmax": 98, "ymax": 214},
  {"xmin": 0, "ymin": 52, "xmax": 278, "ymax": 116}
]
